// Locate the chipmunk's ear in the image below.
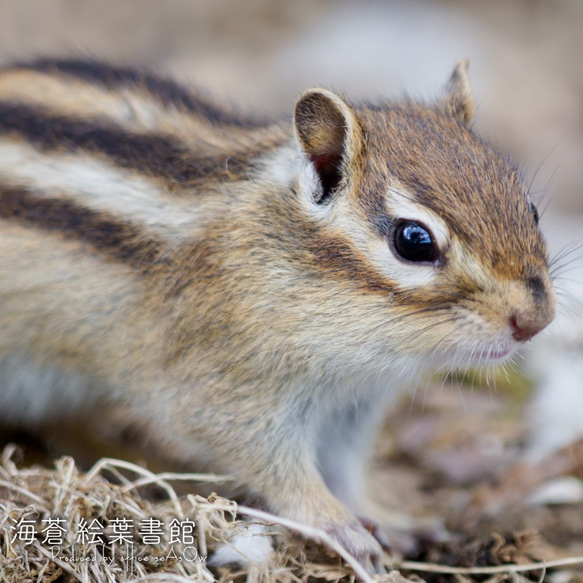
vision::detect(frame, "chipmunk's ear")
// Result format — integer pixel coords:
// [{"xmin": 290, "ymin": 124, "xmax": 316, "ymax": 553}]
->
[
  {"xmin": 442, "ymin": 59, "xmax": 474, "ymax": 124},
  {"xmin": 294, "ymin": 88, "xmax": 360, "ymax": 203}
]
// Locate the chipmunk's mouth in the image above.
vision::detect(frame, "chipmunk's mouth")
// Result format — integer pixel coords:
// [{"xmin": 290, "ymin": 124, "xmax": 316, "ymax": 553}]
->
[
  {"xmin": 467, "ymin": 341, "xmax": 514, "ymax": 364},
  {"xmin": 434, "ymin": 339, "xmax": 515, "ymax": 373},
  {"xmin": 483, "ymin": 346, "xmax": 512, "ymax": 360}
]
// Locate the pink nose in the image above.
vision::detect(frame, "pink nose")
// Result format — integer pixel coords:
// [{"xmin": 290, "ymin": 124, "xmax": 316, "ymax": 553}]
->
[{"xmin": 510, "ymin": 315, "xmax": 540, "ymax": 342}]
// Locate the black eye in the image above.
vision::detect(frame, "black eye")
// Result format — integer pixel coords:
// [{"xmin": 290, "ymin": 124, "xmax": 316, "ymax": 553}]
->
[
  {"xmin": 529, "ymin": 202, "xmax": 539, "ymax": 225},
  {"xmin": 392, "ymin": 220, "xmax": 439, "ymax": 263}
]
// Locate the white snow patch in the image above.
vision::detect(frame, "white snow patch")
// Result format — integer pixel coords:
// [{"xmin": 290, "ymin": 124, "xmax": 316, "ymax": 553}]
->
[
  {"xmin": 209, "ymin": 523, "xmax": 274, "ymax": 567},
  {"xmin": 527, "ymin": 476, "xmax": 583, "ymax": 506}
]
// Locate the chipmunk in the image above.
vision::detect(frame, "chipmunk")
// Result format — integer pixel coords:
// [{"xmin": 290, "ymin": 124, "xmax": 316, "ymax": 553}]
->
[{"xmin": 0, "ymin": 58, "xmax": 555, "ymax": 573}]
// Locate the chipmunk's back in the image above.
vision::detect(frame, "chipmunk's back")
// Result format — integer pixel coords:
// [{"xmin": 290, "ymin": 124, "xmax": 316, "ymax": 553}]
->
[{"xmin": 0, "ymin": 59, "xmax": 288, "ymax": 421}]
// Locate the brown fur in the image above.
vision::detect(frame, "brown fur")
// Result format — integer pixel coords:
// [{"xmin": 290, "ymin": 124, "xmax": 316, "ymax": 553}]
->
[{"xmin": 0, "ymin": 59, "xmax": 555, "ymax": 573}]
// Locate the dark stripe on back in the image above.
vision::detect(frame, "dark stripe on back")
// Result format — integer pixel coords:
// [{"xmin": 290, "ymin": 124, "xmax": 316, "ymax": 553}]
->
[
  {"xmin": 0, "ymin": 101, "xmax": 252, "ymax": 188},
  {"xmin": 0, "ymin": 184, "xmax": 165, "ymax": 270},
  {"xmin": 15, "ymin": 58, "xmax": 271, "ymax": 128}
]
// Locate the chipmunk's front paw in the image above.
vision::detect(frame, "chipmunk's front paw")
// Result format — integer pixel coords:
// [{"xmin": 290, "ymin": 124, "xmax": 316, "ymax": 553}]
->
[
  {"xmin": 323, "ymin": 518, "xmax": 385, "ymax": 574},
  {"xmin": 357, "ymin": 514, "xmax": 418, "ymax": 557}
]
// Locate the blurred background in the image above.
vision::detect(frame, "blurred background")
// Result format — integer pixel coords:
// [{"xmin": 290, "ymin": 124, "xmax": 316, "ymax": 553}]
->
[{"xmin": 2, "ymin": 0, "xmax": 583, "ymax": 553}]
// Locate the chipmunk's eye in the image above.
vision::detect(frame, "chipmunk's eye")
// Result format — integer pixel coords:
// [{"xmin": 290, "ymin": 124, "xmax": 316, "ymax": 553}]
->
[
  {"xmin": 392, "ymin": 220, "xmax": 438, "ymax": 264},
  {"xmin": 529, "ymin": 202, "xmax": 539, "ymax": 225}
]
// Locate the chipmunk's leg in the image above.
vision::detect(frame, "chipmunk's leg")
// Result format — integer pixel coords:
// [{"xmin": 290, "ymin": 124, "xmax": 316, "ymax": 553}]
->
[
  {"xmin": 316, "ymin": 395, "xmax": 445, "ymax": 552},
  {"xmin": 163, "ymin": 394, "xmax": 384, "ymax": 574},
  {"xmin": 316, "ymin": 395, "xmax": 422, "ymax": 552},
  {"xmin": 316, "ymin": 396, "xmax": 387, "ymax": 514},
  {"xmin": 250, "ymin": 432, "xmax": 384, "ymax": 573}
]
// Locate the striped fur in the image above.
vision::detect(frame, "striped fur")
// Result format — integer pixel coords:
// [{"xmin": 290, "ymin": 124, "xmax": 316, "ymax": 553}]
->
[
  {"xmin": 0, "ymin": 59, "xmax": 555, "ymax": 572},
  {"xmin": 0, "ymin": 101, "xmax": 255, "ymax": 187},
  {"xmin": 0, "ymin": 184, "xmax": 164, "ymax": 269},
  {"xmin": 18, "ymin": 58, "xmax": 272, "ymax": 127}
]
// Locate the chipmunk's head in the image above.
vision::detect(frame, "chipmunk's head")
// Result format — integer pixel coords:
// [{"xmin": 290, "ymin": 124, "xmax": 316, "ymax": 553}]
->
[{"xmin": 290, "ymin": 60, "xmax": 555, "ymax": 374}]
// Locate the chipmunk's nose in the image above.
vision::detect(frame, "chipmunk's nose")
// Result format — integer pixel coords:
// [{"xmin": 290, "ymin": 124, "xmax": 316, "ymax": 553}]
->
[
  {"xmin": 509, "ymin": 315, "xmax": 540, "ymax": 342},
  {"xmin": 508, "ymin": 274, "xmax": 556, "ymax": 343}
]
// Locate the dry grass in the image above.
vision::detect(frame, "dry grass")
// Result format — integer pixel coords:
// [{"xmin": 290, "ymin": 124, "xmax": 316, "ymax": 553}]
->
[
  {"xmin": 0, "ymin": 445, "xmax": 409, "ymax": 582},
  {"xmin": 3, "ymin": 443, "xmax": 583, "ymax": 583},
  {"xmin": 0, "ymin": 445, "xmax": 226, "ymax": 582}
]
